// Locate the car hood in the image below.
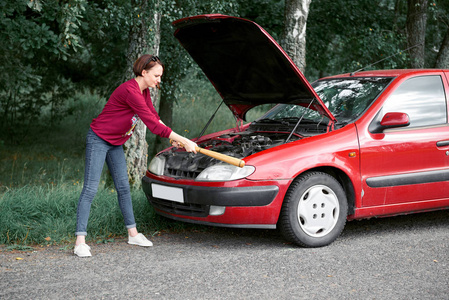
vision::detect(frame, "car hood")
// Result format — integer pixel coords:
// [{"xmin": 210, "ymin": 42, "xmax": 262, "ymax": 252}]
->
[{"xmin": 173, "ymin": 14, "xmax": 335, "ymax": 121}]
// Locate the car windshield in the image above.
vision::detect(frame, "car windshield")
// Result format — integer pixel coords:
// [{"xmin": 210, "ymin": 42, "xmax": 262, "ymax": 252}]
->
[{"xmin": 256, "ymin": 77, "xmax": 393, "ymax": 126}]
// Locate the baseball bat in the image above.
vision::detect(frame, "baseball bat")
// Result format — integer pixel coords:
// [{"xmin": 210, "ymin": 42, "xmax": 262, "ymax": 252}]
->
[{"xmin": 171, "ymin": 140, "xmax": 245, "ymax": 168}]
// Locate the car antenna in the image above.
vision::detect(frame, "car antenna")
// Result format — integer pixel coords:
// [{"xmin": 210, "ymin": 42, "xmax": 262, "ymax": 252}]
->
[
  {"xmin": 197, "ymin": 100, "xmax": 224, "ymax": 140},
  {"xmin": 349, "ymin": 43, "xmax": 422, "ymax": 76}
]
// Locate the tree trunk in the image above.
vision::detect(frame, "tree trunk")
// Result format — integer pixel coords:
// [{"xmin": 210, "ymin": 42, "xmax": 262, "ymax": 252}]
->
[
  {"xmin": 393, "ymin": 0, "xmax": 403, "ymax": 31},
  {"xmin": 282, "ymin": 0, "xmax": 312, "ymax": 73},
  {"xmin": 434, "ymin": 28, "xmax": 449, "ymax": 68},
  {"xmin": 151, "ymin": 74, "xmax": 174, "ymax": 156},
  {"xmin": 406, "ymin": 0, "xmax": 428, "ymax": 68},
  {"xmin": 123, "ymin": 0, "xmax": 161, "ymax": 188}
]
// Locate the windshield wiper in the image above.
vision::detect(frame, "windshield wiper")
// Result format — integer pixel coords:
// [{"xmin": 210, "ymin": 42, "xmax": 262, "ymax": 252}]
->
[
  {"xmin": 255, "ymin": 117, "xmax": 312, "ymax": 126},
  {"xmin": 253, "ymin": 119, "xmax": 290, "ymax": 126}
]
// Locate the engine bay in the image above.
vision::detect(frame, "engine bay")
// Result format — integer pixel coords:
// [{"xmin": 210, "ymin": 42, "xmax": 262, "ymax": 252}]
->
[{"xmin": 159, "ymin": 130, "xmax": 305, "ymax": 179}]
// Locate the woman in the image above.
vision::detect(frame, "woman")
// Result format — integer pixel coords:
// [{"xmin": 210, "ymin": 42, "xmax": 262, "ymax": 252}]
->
[{"xmin": 74, "ymin": 54, "xmax": 197, "ymax": 257}]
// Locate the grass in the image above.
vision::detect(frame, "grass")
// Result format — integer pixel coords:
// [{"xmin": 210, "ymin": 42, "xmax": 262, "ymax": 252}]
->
[
  {"xmin": 0, "ymin": 80, "xmax": 242, "ymax": 248},
  {"xmin": 0, "ymin": 183, "xmax": 199, "ymax": 246}
]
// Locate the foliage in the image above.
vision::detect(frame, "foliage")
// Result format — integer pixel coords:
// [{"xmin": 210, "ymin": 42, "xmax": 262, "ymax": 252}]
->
[
  {"xmin": 306, "ymin": 0, "xmax": 449, "ymax": 79},
  {"xmin": 150, "ymin": 0, "xmax": 240, "ymax": 154},
  {"xmin": 64, "ymin": 0, "xmax": 131, "ymax": 94},
  {"xmin": 2, "ymin": 0, "xmax": 447, "ymax": 146},
  {"xmin": 157, "ymin": 0, "xmax": 239, "ymax": 104},
  {"xmin": 306, "ymin": 0, "xmax": 409, "ymax": 80},
  {"xmin": 0, "ymin": 0, "xmax": 87, "ymax": 143},
  {"xmin": 0, "ymin": 0, "xmax": 136, "ymax": 143},
  {"xmin": 426, "ymin": 1, "xmax": 449, "ymax": 67},
  {"xmin": 0, "ymin": 92, "xmax": 104, "ymax": 190},
  {"xmin": 235, "ymin": 0, "xmax": 285, "ymax": 42}
]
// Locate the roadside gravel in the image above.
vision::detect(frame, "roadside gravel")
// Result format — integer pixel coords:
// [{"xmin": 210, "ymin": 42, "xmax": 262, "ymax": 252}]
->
[{"xmin": 1, "ymin": 210, "xmax": 448, "ymax": 299}]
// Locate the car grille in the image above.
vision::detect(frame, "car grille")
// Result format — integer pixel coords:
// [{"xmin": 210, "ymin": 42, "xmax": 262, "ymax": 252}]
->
[
  {"xmin": 165, "ymin": 168, "xmax": 202, "ymax": 180},
  {"xmin": 147, "ymin": 195, "xmax": 209, "ymax": 217}
]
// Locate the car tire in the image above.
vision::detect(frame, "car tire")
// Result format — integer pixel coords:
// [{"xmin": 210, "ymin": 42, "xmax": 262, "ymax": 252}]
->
[{"xmin": 278, "ymin": 171, "xmax": 348, "ymax": 247}]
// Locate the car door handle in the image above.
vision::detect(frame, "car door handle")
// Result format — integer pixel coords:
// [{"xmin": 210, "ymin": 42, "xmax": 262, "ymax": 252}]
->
[{"xmin": 436, "ymin": 140, "xmax": 449, "ymax": 147}]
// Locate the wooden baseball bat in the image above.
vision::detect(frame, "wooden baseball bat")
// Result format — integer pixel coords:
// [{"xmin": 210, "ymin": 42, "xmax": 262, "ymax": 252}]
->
[{"xmin": 171, "ymin": 140, "xmax": 245, "ymax": 168}]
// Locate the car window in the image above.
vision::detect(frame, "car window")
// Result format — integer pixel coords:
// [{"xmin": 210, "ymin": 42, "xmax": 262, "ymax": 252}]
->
[
  {"xmin": 254, "ymin": 77, "xmax": 392, "ymax": 128},
  {"xmin": 382, "ymin": 75, "xmax": 447, "ymax": 128},
  {"xmin": 313, "ymin": 77, "xmax": 392, "ymax": 124},
  {"xmin": 265, "ymin": 103, "xmax": 325, "ymax": 122}
]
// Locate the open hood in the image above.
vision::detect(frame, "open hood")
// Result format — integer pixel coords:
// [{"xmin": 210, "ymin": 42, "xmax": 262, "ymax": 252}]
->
[{"xmin": 173, "ymin": 14, "xmax": 335, "ymax": 121}]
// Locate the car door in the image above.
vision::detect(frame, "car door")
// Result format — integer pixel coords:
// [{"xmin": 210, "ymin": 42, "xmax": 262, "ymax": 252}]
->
[{"xmin": 359, "ymin": 73, "xmax": 449, "ymax": 207}]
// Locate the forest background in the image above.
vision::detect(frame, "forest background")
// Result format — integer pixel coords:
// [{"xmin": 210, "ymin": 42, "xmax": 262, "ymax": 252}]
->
[{"xmin": 0, "ymin": 0, "xmax": 448, "ymax": 247}]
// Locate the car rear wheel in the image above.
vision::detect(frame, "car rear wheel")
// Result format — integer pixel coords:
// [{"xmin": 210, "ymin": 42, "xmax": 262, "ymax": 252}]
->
[{"xmin": 278, "ymin": 171, "xmax": 348, "ymax": 247}]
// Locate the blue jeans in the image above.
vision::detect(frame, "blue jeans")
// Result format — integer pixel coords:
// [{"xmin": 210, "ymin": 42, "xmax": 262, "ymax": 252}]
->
[{"xmin": 75, "ymin": 128, "xmax": 136, "ymax": 236}]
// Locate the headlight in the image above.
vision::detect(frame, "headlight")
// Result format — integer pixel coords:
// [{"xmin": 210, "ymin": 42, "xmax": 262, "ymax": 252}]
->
[
  {"xmin": 148, "ymin": 156, "xmax": 166, "ymax": 175},
  {"xmin": 196, "ymin": 164, "xmax": 255, "ymax": 181}
]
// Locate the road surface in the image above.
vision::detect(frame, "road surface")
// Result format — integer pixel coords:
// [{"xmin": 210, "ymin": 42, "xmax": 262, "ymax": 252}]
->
[{"xmin": 1, "ymin": 210, "xmax": 448, "ymax": 299}]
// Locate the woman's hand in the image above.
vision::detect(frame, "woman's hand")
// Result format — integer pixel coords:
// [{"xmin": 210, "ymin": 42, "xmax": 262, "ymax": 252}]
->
[
  {"xmin": 182, "ymin": 139, "xmax": 198, "ymax": 153},
  {"xmin": 169, "ymin": 132, "xmax": 197, "ymax": 154},
  {"xmin": 171, "ymin": 140, "xmax": 181, "ymax": 148}
]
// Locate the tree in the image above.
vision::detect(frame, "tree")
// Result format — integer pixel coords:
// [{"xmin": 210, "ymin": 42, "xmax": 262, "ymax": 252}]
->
[
  {"xmin": 434, "ymin": 28, "xmax": 449, "ymax": 68},
  {"xmin": 124, "ymin": 0, "xmax": 240, "ymax": 187},
  {"xmin": 406, "ymin": 0, "xmax": 428, "ymax": 68},
  {"xmin": 282, "ymin": 0, "xmax": 312, "ymax": 72},
  {"xmin": 237, "ymin": 0, "xmax": 284, "ymax": 41},
  {"xmin": 0, "ymin": 0, "xmax": 87, "ymax": 142},
  {"xmin": 151, "ymin": 0, "xmax": 239, "ymax": 156},
  {"xmin": 122, "ymin": 0, "xmax": 163, "ymax": 188},
  {"xmin": 306, "ymin": 0, "xmax": 410, "ymax": 79},
  {"xmin": 429, "ymin": 1, "xmax": 449, "ymax": 68}
]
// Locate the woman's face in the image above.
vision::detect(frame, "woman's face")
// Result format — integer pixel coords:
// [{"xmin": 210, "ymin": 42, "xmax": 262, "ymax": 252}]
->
[{"xmin": 142, "ymin": 64, "xmax": 163, "ymax": 88}]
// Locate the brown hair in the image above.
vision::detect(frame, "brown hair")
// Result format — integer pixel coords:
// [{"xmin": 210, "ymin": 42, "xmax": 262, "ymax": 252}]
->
[{"xmin": 133, "ymin": 54, "xmax": 164, "ymax": 77}]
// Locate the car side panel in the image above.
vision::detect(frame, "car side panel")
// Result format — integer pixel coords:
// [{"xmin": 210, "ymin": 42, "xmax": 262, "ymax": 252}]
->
[
  {"xmin": 360, "ymin": 126, "xmax": 449, "ymax": 205},
  {"xmin": 358, "ymin": 72, "xmax": 449, "ymax": 208}
]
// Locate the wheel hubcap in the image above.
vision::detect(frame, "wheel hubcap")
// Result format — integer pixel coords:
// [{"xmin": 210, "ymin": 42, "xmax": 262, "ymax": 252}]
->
[{"xmin": 297, "ymin": 185, "xmax": 340, "ymax": 237}]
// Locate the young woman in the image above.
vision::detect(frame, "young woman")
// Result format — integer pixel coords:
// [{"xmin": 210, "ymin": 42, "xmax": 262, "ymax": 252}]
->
[{"xmin": 74, "ymin": 54, "xmax": 197, "ymax": 257}]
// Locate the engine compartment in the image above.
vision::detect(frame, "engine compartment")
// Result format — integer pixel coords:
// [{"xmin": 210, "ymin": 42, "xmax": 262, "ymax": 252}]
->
[{"xmin": 159, "ymin": 130, "xmax": 305, "ymax": 179}]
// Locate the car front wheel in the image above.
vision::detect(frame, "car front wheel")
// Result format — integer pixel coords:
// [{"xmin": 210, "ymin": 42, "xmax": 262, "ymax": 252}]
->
[{"xmin": 278, "ymin": 171, "xmax": 348, "ymax": 247}]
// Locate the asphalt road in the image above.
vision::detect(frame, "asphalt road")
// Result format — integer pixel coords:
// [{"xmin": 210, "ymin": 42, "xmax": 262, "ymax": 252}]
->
[{"xmin": 1, "ymin": 210, "xmax": 448, "ymax": 299}]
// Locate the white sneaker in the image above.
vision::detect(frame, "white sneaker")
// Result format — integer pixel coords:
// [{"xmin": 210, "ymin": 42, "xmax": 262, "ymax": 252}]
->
[
  {"xmin": 74, "ymin": 243, "xmax": 92, "ymax": 257},
  {"xmin": 128, "ymin": 233, "xmax": 153, "ymax": 247}
]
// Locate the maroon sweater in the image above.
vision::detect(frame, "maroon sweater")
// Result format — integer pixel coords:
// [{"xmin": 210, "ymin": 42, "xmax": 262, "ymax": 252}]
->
[{"xmin": 90, "ymin": 79, "xmax": 172, "ymax": 145}]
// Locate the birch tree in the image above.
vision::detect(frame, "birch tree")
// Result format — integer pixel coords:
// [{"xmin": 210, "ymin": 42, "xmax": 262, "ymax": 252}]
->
[
  {"xmin": 123, "ymin": 0, "xmax": 162, "ymax": 188},
  {"xmin": 282, "ymin": 0, "xmax": 313, "ymax": 73}
]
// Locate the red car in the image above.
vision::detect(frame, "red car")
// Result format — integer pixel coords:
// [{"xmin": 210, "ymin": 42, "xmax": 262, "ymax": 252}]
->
[{"xmin": 142, "ymin": 14, "xmax": 449, "ymax": 247}]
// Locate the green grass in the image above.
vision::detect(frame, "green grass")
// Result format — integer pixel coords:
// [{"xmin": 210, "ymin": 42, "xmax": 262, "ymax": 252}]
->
[{"xmin": 0, "ymin": 183, "xmax": 199, "ymax": 246}]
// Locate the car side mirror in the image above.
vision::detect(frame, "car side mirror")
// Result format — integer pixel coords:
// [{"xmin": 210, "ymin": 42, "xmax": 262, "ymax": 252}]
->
[
  {"xmin": 380, "ymin": 112, "xmax": 410, "ymax": 129},
  {"xmin": 369, "ymin": 112, "xmax": 410, "ymax": 133}
]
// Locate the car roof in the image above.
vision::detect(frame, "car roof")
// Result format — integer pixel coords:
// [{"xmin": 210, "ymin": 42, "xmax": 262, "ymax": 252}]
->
[{"xmin": 323, "ymin": 69, "xmax": 448, "ymax": 79}]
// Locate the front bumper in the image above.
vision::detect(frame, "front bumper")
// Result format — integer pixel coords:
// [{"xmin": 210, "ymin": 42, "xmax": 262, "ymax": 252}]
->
[{"xmin": 142, "ymin": 176, "xmax": 279, "ymax": 218}]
